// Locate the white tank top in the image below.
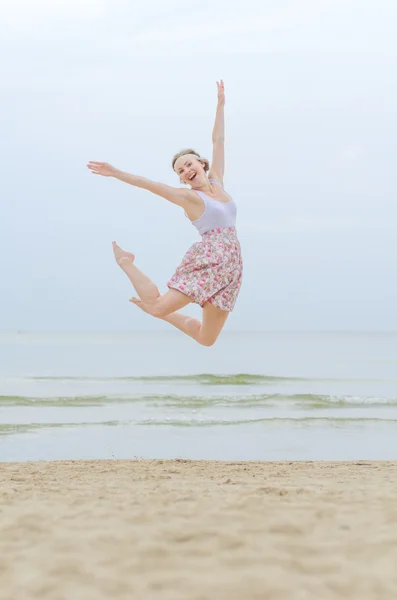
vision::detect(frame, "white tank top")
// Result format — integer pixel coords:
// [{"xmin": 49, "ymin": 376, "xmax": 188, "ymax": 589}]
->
[{"xmin": 190, "ymin": 179, "xmax": 237, "ymax": 235}]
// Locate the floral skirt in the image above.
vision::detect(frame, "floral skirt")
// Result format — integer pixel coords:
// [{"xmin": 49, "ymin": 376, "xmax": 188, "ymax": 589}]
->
[{"xmin": 167, "ymin": 227, "xmax": 243, "ymax": 312}]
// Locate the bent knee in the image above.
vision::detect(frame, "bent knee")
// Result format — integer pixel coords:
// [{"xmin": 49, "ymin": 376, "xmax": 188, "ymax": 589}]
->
[{"xmin": 198, "ymin": 336, "xmax": 217, "ymax": 347}]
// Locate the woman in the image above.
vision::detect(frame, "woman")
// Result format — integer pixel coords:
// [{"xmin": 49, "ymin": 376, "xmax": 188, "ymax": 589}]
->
[{"xmin": 87, "ymin": 80, "xmax": 242, "ymax": 346}]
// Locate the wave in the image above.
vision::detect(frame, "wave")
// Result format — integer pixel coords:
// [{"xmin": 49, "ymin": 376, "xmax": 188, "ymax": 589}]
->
[
  {"xmin": 2, "ymin": 393, "xmax": 397, "ymax": 408},
  {"xmin": 1, "ymin": 416, "xmax": 396, "ymax": 437},
  {"xmin": 22, "ymin": 373, "xmax": 397, "ymax": 385},
  {"xmin": 0, "ymin": 420, "xmax": 122, "ymax": 436},
  {"xmin": 137, "ymin": 416, "xmax": 397, "ymax": 427},
  {"xmin": 0, "ymin": 395, "xmax": 117, "ymax": 407}
]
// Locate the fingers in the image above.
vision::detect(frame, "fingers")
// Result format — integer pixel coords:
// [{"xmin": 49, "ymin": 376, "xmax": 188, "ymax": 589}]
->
[
  {"xmin": 87, "ymin": 161, "xmax": 105, "ymax": 169},
  {"xmin": 87, "ymin": 162, "xmax": 104, "ymax": 174},
  {"xmin": 216, "ymin": 79, "xmax": 225, "ymax": 100}
]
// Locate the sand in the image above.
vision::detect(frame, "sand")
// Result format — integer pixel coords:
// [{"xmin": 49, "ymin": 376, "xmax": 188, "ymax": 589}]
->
[{"xmin": 1, "ymin": 460, "xmax": 397, "ymax": 600}]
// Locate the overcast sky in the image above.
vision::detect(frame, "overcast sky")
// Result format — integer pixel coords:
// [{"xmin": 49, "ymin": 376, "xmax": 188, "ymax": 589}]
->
[{"xmin": 1, "ymin": 0, "xmax": 396, "ymax": 332}]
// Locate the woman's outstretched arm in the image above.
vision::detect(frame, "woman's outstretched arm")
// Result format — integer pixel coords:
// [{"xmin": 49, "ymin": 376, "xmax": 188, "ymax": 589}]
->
[
  {"xmin": 87, "ymin": 162, "xmax": 189, "ymax": 207},
  {"xmin": 208, "ymin": 80, "xmax": 225, "ymax": 184}
]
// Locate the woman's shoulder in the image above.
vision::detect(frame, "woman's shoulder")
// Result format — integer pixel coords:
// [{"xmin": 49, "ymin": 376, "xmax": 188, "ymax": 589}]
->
[{"xmin": 184, "ymin": 188, "xmax": 206, "ymax": 205}]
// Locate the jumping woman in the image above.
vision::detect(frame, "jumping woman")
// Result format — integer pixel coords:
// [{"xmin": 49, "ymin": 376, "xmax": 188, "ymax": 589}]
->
[{"xmin": 87, "ymin": 80, "xmax": 242, "ymax": 346}]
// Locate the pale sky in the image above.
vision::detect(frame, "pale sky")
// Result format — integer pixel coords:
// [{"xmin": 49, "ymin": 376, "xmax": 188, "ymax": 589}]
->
[{"xmin": 1, "ymin": 0, "xmax": 396, "ymax": 332}]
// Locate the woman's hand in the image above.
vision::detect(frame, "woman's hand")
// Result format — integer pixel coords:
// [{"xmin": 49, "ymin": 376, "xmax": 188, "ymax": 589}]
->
[
  {"xmin": 216, "ymin": 79, "xmax": 225, "ymax": 106},
  {"xmin": 87, "ymin": 161, "xmax": 116, "ymax": 177}
]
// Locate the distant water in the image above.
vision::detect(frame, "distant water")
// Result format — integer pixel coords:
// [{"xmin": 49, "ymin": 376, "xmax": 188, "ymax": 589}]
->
[{"xmin": 1, "ymin": 331, "xmax": 397, "ymax": 462}]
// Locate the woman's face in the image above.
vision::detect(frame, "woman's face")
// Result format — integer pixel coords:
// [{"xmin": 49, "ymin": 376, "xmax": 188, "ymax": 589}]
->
[{"xmin": 174, "ymin": 154, "xmax": 205, "ymax": 187}]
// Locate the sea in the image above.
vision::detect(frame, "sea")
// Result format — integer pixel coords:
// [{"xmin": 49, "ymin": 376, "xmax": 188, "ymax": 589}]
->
[{"xmin": 1, "ymin": 331, "xmax": 397, "ymax": 462}]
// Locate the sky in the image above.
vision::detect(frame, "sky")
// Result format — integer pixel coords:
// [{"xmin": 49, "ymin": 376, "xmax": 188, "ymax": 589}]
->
[{"xmin": 1, "ymin": 0, "xmax": 396, "ymax": 332}]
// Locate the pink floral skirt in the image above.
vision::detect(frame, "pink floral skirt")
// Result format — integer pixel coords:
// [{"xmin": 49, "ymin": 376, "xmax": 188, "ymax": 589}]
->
[{"xmin": 167, "ymin": 227, "xmax": 243, "ymax": 312}]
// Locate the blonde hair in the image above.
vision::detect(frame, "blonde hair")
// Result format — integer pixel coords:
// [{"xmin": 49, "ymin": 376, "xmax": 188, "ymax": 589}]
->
[{"xmin": 172, "ymin": 149, "xmax": 210, "ymax": 173}]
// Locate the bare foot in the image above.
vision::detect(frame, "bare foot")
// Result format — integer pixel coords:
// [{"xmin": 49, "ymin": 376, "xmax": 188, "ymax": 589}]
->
[
  {"xmin": 112, "ymin": 241, "xmax": 135, "ymax": 267},
  {"xmin": 129, "ymin": 296, "xmax": 156, "ymax": 316}
]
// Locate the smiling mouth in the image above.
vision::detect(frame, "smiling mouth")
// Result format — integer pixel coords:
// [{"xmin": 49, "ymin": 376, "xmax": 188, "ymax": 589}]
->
[{"xmin": 188, "ymin": 173, "xmax": 197, "ymax": 181}]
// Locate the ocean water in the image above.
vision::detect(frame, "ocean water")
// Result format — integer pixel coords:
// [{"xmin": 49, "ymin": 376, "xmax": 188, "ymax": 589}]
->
[{"xmin": 1, "ymin": 331, "xmax": 397, "ymax": 462}]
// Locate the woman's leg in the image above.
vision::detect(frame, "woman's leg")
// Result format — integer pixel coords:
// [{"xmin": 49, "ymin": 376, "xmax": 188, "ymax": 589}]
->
[
  {"xmin": 132, "ymin": 299, "xmax": 229, "ymax": 346},
  {"xmin": 113, "ymin": 241, "xmax": 192, "ymax": 314},
  {"xmin": 114, "ymin": 240, "xmax": 229, "ymax": 345},
  {"xmin": 129, "ymin": 289, "xmax": 192, "ymax": 318},
  {"xmin": 161, "ymin": 312, "xmax": 202, "ymax": 339},
  {"xmin": 112, "ymin": 242, "xmax": 160, "ymax": 303},
  {"xmin": 190, "ymin": 302, "xmax": 229, "ymax": 346}
]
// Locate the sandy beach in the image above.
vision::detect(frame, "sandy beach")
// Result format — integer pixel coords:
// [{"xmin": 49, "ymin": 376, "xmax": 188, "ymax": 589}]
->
[{"xmin": 1, "ymin": 460, "xmax": 397, "ymax": 599}]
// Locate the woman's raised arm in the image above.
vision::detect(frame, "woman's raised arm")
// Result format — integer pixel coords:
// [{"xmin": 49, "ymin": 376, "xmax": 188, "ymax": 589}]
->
[
  {"xmin": 208, "ymin": 80, "xmax": 225, "ymax": 184},
  {"xmin": 87, "ymin": 162, "xmax": 189, "ymax": 207}
]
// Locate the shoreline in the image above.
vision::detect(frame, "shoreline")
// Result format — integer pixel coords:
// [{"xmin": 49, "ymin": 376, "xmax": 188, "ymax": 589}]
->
[{"xmin": 1, "ymin": 460, "xmax": 397, "ymax": 599}]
